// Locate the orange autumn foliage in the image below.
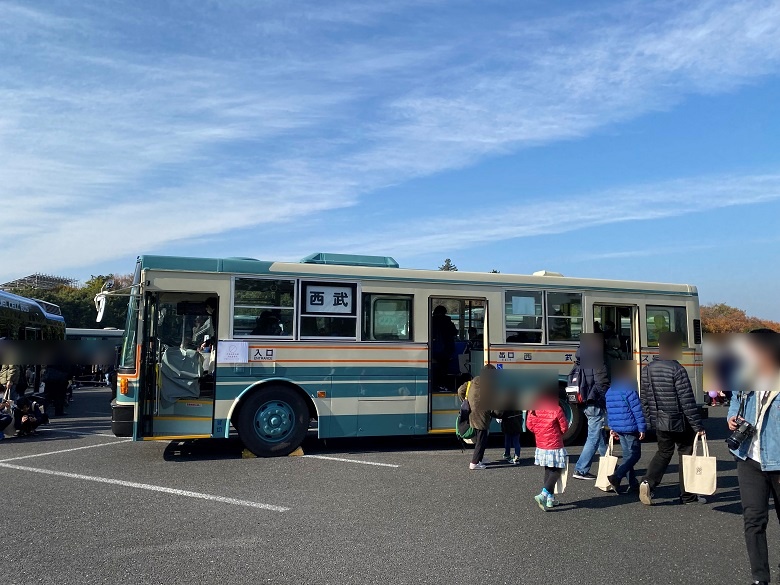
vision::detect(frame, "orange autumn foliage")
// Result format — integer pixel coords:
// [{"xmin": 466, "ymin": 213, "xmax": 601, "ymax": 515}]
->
[{"xmin": 701, "ymin": 303, "xmax": 780, "ymax": 334}]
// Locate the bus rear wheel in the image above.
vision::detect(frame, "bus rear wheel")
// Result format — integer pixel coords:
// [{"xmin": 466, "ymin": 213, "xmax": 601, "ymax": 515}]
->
[
  {"xmin": 561, "ymin": 401, "xmax": 585, "ymax": 445},
  {"xmin": 237, "ymin": 386, "xmax": 308, "ymax": 457}
]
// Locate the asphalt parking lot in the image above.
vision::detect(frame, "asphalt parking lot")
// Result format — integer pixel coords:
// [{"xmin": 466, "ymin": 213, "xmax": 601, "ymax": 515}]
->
[{"xmin": 1, "ymin": 388, "xmax": 777, "ymax": 585}]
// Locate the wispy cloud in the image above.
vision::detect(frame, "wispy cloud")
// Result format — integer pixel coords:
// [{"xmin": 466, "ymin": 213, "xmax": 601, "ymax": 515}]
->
[
  {"xmin": 287, "ymin": 172, "xmax": 780, "ymax": 258},
  {"xmin": 1, "ymin": 0, "xmax": 780, "ymax": 278}
]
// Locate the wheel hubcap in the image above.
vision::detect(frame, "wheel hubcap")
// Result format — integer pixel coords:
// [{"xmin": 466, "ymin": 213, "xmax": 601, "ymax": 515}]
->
[{"xmin": 254, "ymin": 400, "xmax": 295, "ymax": 443}]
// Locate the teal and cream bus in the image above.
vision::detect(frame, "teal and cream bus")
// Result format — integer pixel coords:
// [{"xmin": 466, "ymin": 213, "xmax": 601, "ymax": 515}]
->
[{"xmin": 100, "ymin": 253, "xmax": 703, "ymax": 456}]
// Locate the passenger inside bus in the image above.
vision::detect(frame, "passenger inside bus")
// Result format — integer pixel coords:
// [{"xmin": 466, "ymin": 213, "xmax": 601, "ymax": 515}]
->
[
  {"xmin": 431, "ymin": 305, "xmax": 458, "ymax": 391},
  {"xmin": 468, "ymin": 327, "xmax": 484, "ymax": 350},
  {"xmin": 251, "ymin": 311, "xmax": 283, "ymax": 336},
  {"xmin": 197, "ymin": 298, "xmax": 218, "ymax": 351}
]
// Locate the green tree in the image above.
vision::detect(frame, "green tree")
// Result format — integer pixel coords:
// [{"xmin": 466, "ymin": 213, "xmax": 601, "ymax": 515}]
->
[
  {"xmin": 438, "ymin": 258, "xmax": 458, "ymax": 271},
  {"xmin": 14, "ymin": 273, "xmax": 133, "ymax": 329}
]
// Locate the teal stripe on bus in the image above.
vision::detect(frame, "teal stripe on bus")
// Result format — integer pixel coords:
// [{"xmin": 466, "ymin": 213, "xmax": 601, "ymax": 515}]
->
[{"xmin": 214, "ymin": 377, "xmax": 429, "ymax": 400}]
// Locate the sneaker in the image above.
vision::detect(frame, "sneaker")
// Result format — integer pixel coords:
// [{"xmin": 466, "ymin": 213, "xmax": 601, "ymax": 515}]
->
[
  {"xmin": 607, "ymin": 474, "xmax": 621, "ymax": 494},
  {"xmin": 534, "ymin": 494, "xmax": 547, "ymax": 511},
  {"xmin": 573, "ymin": 471, "xmax": 596, "ymax": 480},
  {"xmin": 545, "ymin": 497, "xmax": 556, "ymax": 510},
  {"xmin": 469, "ymin": 462, "xmax": 487, "ymax": 470},
  {"xmin": 512, "ymin": 455, "xmax": 521, "ymax": 465},
  {"xmin": 639, "ymin": 481, "xmax": 654, "ymax": 505},
  {"xmin": 501, "ymin": 453, "xmax": 511, "ymax": 462},
  {"xmin": 548, "ymin": 497, "xmax": 561, "ymax": 507},
  {"xmin": 682, "ymin": 496, "xmax": 707, "ymax": 505}
]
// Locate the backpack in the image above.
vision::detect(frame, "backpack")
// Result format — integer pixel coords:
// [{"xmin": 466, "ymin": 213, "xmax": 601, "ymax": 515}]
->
[
  {"xmin": 455, "ymin": 381, "xmax": 476, "ymax": 444},
  {"xmin": 566, "ymin": 366, "xmax": 586, "ymax": 404}
]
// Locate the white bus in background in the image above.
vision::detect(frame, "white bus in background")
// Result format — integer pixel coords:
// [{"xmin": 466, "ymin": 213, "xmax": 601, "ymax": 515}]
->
[{"xmin": 65, "ymin": 327, "xmax": 124, "ymax": 388}]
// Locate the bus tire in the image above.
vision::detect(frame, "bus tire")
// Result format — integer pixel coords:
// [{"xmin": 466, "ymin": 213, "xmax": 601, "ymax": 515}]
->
[
  {"xmin": 237, "ymin": 386, "xmax": 308, "ymax": 457},
  {"xmin": 561, "ymin": 401, "xmax": 585, "ymax": 445}
]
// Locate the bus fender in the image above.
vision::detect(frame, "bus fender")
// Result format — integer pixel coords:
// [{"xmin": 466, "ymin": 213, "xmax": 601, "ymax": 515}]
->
[{"xmin": 227, "ymin": 378, "xmax": 319, "ymax": 427}]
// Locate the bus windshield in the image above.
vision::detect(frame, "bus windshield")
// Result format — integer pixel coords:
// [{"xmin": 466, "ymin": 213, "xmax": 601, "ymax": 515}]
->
[{"xmin": 119, "ymin": 262, "xmax": 141, "ymax": 370}]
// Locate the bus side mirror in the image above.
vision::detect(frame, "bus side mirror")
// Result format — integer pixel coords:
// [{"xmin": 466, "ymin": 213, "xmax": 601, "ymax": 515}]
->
[{"xmin": 95, "ymin": 294, "xmax": 106, "ymax": 323}]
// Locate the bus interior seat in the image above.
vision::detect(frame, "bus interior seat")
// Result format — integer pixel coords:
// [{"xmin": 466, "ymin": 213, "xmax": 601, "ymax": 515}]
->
[{"xmin": 159, "ymin": 347, "xmax": 201, "ymax": 408}]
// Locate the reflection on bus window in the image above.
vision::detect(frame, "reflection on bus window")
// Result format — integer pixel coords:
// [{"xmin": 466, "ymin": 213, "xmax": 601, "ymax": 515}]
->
[
  {"xmin": 362, "ymin": 294, "xmax": 412, "ymax": 341},
  {"xmin": 646, "ymin": 306, "xmax": 688, "ymax": 347},
  {"xmin": 301, "ymin": 316, "xmax": 357, "ymax": 338},
  {"xmin": 546, "ymin": 292, "xmax": 583, "ymax": 342},
  {"xmin": 505, "ymin": 290, "xmax": 543, "ymax": 343},
  {"xmin": 233, "ymin": 278, "xmax": 295, "ymax": 338}
]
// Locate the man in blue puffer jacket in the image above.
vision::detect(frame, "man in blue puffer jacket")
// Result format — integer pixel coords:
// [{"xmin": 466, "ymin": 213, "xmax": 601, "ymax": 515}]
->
[{"xmin": 605, "ymin": 361, "xmax": 647, "ymax": 493}]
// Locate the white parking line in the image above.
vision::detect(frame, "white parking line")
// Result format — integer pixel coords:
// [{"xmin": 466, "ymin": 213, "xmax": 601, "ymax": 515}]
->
[
  {"xmin": 304, "ymin": 454, "xmax": 399, "ymax": 468},
  {"xmin": 46, "ymin": 429, "xmax": 116, "ymax": 438},
  {"xmin": 0, "ymin": 462, "xmax": 289, "ymax": 512},
  {"xmin": 0, "ymin": 439, "xmax": 132, "ymax": 463}
]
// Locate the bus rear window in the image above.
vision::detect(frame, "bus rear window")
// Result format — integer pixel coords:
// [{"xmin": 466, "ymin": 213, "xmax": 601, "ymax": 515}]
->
[{"xmin": 646, "ymin": 306, "xmax": 688, "ymax": 347}]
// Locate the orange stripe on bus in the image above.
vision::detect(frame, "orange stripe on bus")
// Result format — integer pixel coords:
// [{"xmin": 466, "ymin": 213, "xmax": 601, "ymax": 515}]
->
[
  {"xmin": 265, "ymin": 359, "xmax": 428, "ymax": 364},
  {"xmin": 251, "ymin": 345, "xmax": 423, "ymax": 351}
]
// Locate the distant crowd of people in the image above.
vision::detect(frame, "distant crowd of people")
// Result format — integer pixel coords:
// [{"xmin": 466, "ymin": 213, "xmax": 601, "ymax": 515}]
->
[{"xmin": 0, "ymin": 360, "xmax": 81, "ymax": 439}]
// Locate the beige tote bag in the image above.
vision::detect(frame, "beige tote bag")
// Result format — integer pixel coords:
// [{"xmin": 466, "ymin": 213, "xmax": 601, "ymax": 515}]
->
[
  {"xmin": 595, "ymin": 436, "xmax": 619, "ymax": 491},
  {"xmin": 554, "ymin": 456, "xmax": 569, "ymax": 495},
  {"xmin": 682, "ymin": 434, "xmax": 717, "ymax": 495}
]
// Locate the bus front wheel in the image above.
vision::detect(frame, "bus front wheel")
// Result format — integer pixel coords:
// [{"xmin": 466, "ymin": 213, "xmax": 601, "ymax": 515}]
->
[{"xmin": 237, "ymin": 386, "xmax": 308, "ymax": 457}]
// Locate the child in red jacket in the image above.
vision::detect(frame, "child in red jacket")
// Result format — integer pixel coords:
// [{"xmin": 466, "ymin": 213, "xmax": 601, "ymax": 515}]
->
[{"xmin": 526, "ymin": 390, "xmax": 569, "ymax": 511}]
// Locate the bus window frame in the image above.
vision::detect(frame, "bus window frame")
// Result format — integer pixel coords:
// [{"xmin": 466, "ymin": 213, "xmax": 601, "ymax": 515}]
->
[
  {"xmin": 545, "ymin": 290, "xmax": 584, "ymax": 344},
  {"xmin": 361, "ymin": 293, "xmax": 414, "ymax": 342},
  {"xmin": 503, "ymin": 288, "xmax": 545, "ymax": 344},
  {"xmin": 298, "ymin": 280, "xmax": 360, "ymax": 341},
  {"xmin": 230, "ymin": 276, "xmax": 298, "ymax": 340},
  {"xmin": 645, "ymin": 304, "xmax": 689, "ymax": 348}
]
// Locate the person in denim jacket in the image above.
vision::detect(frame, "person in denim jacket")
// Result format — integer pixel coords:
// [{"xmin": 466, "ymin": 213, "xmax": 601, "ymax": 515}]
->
[{"xmin": 725, "ymin": 329, "xmax": 780, "ymax": 585}]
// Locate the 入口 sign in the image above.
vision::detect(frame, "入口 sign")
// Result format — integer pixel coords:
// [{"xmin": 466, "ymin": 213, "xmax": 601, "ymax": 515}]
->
[{"xmin": 250, "ymin": 348, "xmax": 276, "ymax": 362}]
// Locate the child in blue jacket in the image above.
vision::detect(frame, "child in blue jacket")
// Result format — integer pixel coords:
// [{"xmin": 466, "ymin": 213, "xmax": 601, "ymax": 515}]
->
[{"xmin": 605, "ymin": 363, "xmax": 647, "ymax": 493}]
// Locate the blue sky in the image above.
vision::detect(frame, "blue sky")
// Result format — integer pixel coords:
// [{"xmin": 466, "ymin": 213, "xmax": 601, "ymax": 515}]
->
[{"xmin": 2, "ymin": 0, "xmax": 780, "ymax": 318}]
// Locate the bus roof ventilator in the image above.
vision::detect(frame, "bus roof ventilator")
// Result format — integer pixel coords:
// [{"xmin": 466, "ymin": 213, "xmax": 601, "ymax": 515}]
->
[
  {"xmin": 300, "ymin": 252, "xmax": 400, "ymax": 268},
  {"xmin": 532, "ymin": 270, "xmax": 564, "ymax": 277}
]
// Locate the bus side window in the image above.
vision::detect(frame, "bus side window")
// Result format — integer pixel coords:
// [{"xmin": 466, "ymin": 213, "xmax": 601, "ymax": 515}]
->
[
  {"xmin": 362, "ymin": 294, "xmax": 413, "ymax": 341},
  {"xmin": 646, "ymin": 306, "xmax": 688, "ymax": 347}
]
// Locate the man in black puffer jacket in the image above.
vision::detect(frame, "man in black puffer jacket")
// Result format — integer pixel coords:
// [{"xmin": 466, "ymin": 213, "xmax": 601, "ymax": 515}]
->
[{"xmin": 639, "ymin": 331, "xmax": 705, "ymax": 506}]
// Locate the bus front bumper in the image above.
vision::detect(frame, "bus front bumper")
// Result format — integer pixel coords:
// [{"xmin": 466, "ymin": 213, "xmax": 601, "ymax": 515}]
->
[{"xmin": 111, "ymin": 403, "xmax": 134, "ymax": 437}]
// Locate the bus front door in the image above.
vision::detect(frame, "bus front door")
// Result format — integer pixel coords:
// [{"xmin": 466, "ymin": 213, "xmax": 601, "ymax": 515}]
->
[{"xmin": 138, "ymin": 293, "xmax": 218, "ymax": 440}]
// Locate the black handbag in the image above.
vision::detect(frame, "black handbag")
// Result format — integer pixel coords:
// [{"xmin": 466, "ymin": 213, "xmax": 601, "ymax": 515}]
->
[{"xmin": 648, "ymin": 365, "xmax": 686, "ymax": 433}]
